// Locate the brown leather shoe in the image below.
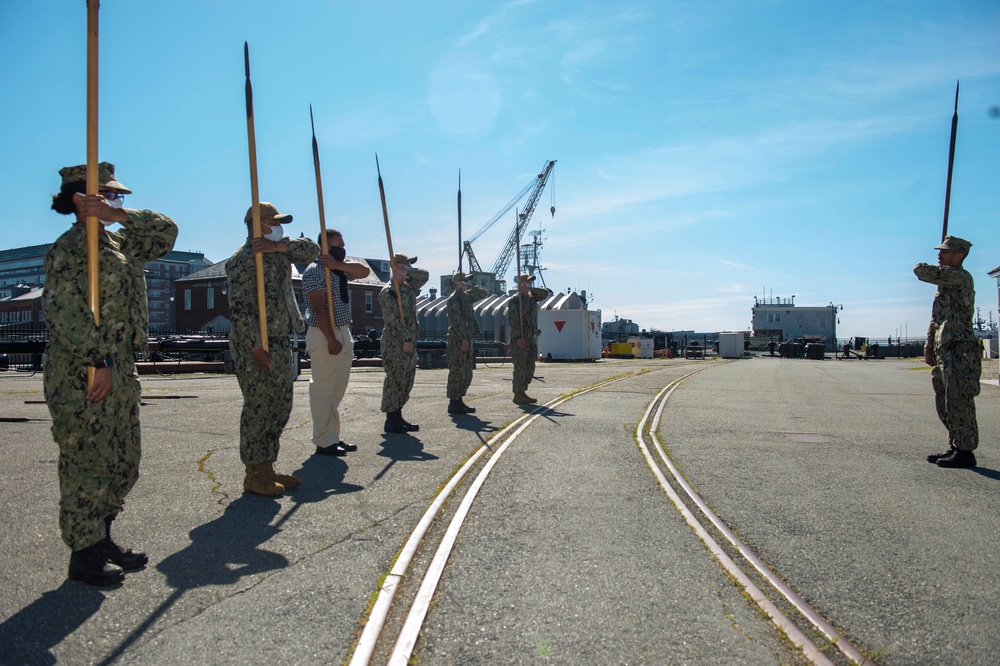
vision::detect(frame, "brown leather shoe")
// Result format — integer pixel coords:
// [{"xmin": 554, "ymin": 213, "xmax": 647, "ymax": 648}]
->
[{"xmin": 244, "ymin": 463, "xmax": 285, "ymax": 496}]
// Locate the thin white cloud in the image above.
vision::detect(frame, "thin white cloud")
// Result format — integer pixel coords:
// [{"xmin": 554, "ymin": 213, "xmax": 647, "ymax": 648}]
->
[{"xmin": 455, "ymin": 0, "xmax": 540, "ymax": 49}]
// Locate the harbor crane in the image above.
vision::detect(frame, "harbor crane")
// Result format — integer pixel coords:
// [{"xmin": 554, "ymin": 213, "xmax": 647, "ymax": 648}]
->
[{"xmin": 461, "ymin": 160, "xmax": 556, "ymax": 294}]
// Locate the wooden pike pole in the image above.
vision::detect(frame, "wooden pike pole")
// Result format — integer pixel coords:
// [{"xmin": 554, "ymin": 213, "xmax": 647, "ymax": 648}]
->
[
  {"xmin": 515, "ymin": 208, "xmax": 524, "ymax": 344},
  {"xmin": 375, "ymin": 155, "xmax": 407, "ymax": 330},
  {"xmin": 244, "ymin": 42, "xmax": 268, "ymax": 351},
  {"xmin": 309, "ymin": 105, "xmax": 336, "ymax": 330},
  {"xmin": 85, "ymin": 0, "xmax": 100, "ymax": 389},
  {"xmin": 457, "ymin": 170, "xmax": 462, "ymax": 273},
  {"xmin": 941, "ymin": 81, "xmax": 959, "ymax": 243}
]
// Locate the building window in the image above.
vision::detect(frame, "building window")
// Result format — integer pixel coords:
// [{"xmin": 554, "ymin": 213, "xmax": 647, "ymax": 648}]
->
[
  {"xmin": 365, "ymin": 292, "xmax": 373, "ymax": 314},
  {"xmin": 767, "ymin": 313, "xmax": 781, "ymax": 323},
  {"xmin": 207, "ymin": 287, "xmax": 215, "ymax": 310},
  {"xmin": 184, "ymin": 289, "xmax": 192, "ymax": 311}
]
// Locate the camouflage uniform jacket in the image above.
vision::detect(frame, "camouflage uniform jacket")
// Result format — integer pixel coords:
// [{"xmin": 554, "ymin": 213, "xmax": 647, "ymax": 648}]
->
[
  {"xmin": 43, "ymin": 210, "xmax": 178, "ymax": 374},
  {"xmin": 226, "ymin": 238, "xmax": 319, "ymax": 351},
  {"xmin": 507, "ymin": 287, "xmax": 550, "ymax": 341},
  {"xmin": 913, "ymin": 263, "xmax": 976, "ymax": 351},
  {"xmin": 447, "ymin": 285, "xmax": 487, "ymax": 341},
  {"xmin": 379, "ymin": 268, "xmax": 429, "ymax": 350}
]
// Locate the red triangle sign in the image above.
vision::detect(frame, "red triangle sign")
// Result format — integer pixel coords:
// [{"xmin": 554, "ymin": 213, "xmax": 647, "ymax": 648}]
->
[{"xmin": 554, "ymin": 320, "xmax": 566, "ymax": 333}]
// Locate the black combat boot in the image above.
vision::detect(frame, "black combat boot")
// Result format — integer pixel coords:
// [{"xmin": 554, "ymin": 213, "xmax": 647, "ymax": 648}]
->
[
  {"xmin": 459, "ymin": 400, "xmax": 476, "ymax": 414},
  {"xmin": 927, "ymin": 446, "xmax": 955, "ymax": 463},
  {"xmin": 399, "ymin": 412, "xmax": 420, "ymax": 432},
  {"xmin": 936, "ymin": 449, "xmax": 977, "ymax": 468},
  {"xmin": 69, "ymin": 542, "xmax": 124, "ymax": 587},
  {"xmin": 448, "ymin": 399, "xmax": 465, "ymax": 414},
  {"xmin": 384, "ymin": 410, "xmax": 408, "ymax": 434},
  {"xmin": 103, "ymin": 514, "xmax": 149, "ymax": 571}
]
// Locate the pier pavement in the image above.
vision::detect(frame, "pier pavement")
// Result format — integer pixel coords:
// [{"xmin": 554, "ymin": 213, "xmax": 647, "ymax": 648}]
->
[{"xmin": 0, "ymin": 355, "xmax": 996, "ymax": 664}]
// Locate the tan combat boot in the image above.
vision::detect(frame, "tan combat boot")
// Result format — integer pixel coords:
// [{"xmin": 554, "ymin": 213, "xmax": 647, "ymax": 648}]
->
[
  {"xmin": 244, "ymin": 463, "xmax": 285, "ymax": 497},
  {"xmin": 266, "ymin": 462, "xmax": 300, "ymax": 490},
  {"xmin": 512, "ymin": 392, "xmax": 533, "ymax": 404}
]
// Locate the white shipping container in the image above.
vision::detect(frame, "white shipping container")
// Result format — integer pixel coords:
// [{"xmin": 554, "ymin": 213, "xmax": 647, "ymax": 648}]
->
[
  {"xmin": 718, "ymin": 332, "xmax": 746, "ymax": 359},
  {"xmin": 537, "ymin": 308, "xmax": 603, "ymax": 360},
  {"xmin": 627, "ymin": 337, "xmax": 654, "ymax": 358}
]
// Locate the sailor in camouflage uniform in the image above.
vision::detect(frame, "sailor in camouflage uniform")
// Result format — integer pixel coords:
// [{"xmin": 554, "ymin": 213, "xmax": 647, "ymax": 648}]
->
[
  {"xmin": 227, "ymin": 203, "xmax": 319, "ymax": 495},
  {"xmin": 44, "ymin": 162, "xmax": 177, "ymax": 586},
  {"xmin": 507, "ymin": 274, "xmax": 551, "ymax": 404},
  {"xmin": 379, "ymin": 254, "xmax": 428, "ymax": 433},
  {"xmin": 446, "ymin": 272, "xmax": 487, "ymax": 414},
  {"xmin": 914, "ymin": 236, "xmax": 982, "ymax": 468}
]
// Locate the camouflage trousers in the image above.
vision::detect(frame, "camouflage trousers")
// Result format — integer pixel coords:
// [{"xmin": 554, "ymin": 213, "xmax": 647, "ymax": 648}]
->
[
  {"xmin": 446, "ymin": 338, "xmax": 475, "ymax": 400},
  {"xmin": 44, "ymin": 358, "xmax": 141, "ymax": 551},
  {"xmin": 931, "ymin": 342, "xmax": 982, "ymax": 451},
  {"xmin": 381, "ymin": 350, "xmax": 417, "ymax": 413},
  {"xmin": 511, "ymin": 337, "xmax": 538, "ymax": 394},
  {"xmin": 232, "ymin": 337, "xmax": 294, "ymax": 464}
]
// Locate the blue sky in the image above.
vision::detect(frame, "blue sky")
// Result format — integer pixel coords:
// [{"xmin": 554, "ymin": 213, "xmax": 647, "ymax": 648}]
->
[{"xmin": 2, "ymin": 1, "xmax": 998, "ymax": 339}]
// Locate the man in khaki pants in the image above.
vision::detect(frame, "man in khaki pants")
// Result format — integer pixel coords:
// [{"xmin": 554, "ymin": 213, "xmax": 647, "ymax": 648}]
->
[{"xmin": 303, "ymin": 229, "xmax": 371, "ymax": 455}]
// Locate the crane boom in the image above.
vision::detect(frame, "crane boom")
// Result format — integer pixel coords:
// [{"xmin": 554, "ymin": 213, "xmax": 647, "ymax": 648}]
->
[
  {"xmin": 491, "ymin": 160, "xmax": 556, "ymax": 281},
  {"xmin": 462, "ymin": 240, "xmax": 483, "ymax": 273}
]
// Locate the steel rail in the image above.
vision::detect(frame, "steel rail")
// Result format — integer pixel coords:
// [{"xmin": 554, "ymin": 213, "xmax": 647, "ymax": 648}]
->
[
  {"xmin": 349, "ymin": 372, "xmax": 637, "ymax": 665},
  {"xmin": 639, "ymin": 371, "xmax": 872, "ymax": 666}
]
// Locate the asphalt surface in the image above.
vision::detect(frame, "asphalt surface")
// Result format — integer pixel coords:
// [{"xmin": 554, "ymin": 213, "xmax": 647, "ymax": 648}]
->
[{"xmin": 0, "ymin": 355, "xmax": 996, "ymax": 665}]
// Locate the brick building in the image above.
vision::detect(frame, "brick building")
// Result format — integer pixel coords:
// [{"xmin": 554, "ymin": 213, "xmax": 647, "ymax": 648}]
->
[
  {"xmin": 0, "ymin": 243, "xmax": 211, "ymax": 333},
  {"xmin": 174, "ymin": 257, "xmax": 388, "ymax": 335},
  {"xmin": 0, "ymin": 285, "xmax": 44, "ymax": 329}
]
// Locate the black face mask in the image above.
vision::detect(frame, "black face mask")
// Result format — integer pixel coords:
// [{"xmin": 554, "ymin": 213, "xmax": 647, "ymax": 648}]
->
[{"xmin": 329, "ymin": 245, "xmax": 350, "ymax": 303}]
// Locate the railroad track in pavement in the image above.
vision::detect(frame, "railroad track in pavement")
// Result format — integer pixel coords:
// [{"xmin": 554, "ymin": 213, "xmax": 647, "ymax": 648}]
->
[{"xmin": 348, "ymin": 362, "xmax": 872, "ymax": 665}]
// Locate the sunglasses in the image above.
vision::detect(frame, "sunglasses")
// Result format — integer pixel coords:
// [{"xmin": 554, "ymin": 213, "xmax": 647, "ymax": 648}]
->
[{"xmin": 100, "ymin": 191, "xmax": 125, "ymax": 203}]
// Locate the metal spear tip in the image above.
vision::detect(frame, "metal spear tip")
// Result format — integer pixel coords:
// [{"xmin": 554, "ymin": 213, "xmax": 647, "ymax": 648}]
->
[{"xmin": 244, "ymin": 42, "xmax": 250, "ymax": 77}]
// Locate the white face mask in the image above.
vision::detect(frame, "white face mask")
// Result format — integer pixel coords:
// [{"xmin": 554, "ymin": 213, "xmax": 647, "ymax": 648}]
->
[
  {"xmin": 100, "ymin": 197, "xmax": 124, "ymax": 226},
  {"xmin": 263, "ymin": 224, "xmax": 284, "ymax": 242}
]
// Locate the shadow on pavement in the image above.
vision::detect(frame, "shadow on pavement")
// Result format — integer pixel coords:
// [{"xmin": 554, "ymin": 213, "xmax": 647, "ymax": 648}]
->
[
  {"xmin": 971, "ymin": 466, "xmax": 1000, "ymax": 482},
  {"xmin": 274, "ymin": 454, "xmax": 365, "ymax": 528},
  {"xmin": 528, "ymin": 406, "xmax": 572, "ymax": 424},
  {"xmin": 0, "ymin": 580, "xmax": 107, "ymax": 665},
  {"xmin": 448, "ymin": 413, "xmax": 500, "ymax": 445},
  {"xmin": 373, "ymin": 433, "xmax": 439, "ymax": 481},
  {"xmin": 101, "ymin": 496, "xmax": 291, "ymax": 663}
]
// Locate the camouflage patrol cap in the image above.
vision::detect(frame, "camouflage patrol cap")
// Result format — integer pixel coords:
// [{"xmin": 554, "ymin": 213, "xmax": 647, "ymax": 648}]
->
[
  {"xmin": 58, "ymin": 161, "xmax": 132, "ymax": 194},
  {"xmin": 452, "ymin": 271, "xmax": 472, "ymax": 283},
  {"xmin": 935, "ymin": 236, "xmax": 972, "ymax": 253},
  {"xmin": 391, "ymin": 253, "xmax": 417, "ymax": 266},
  {"xmin": 244, "ymin": 202, "xmax": 293, "ymax": 224},
  {"xmin": 516, "ymin": 274, "xmax": 535, "ymax": 285}
]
